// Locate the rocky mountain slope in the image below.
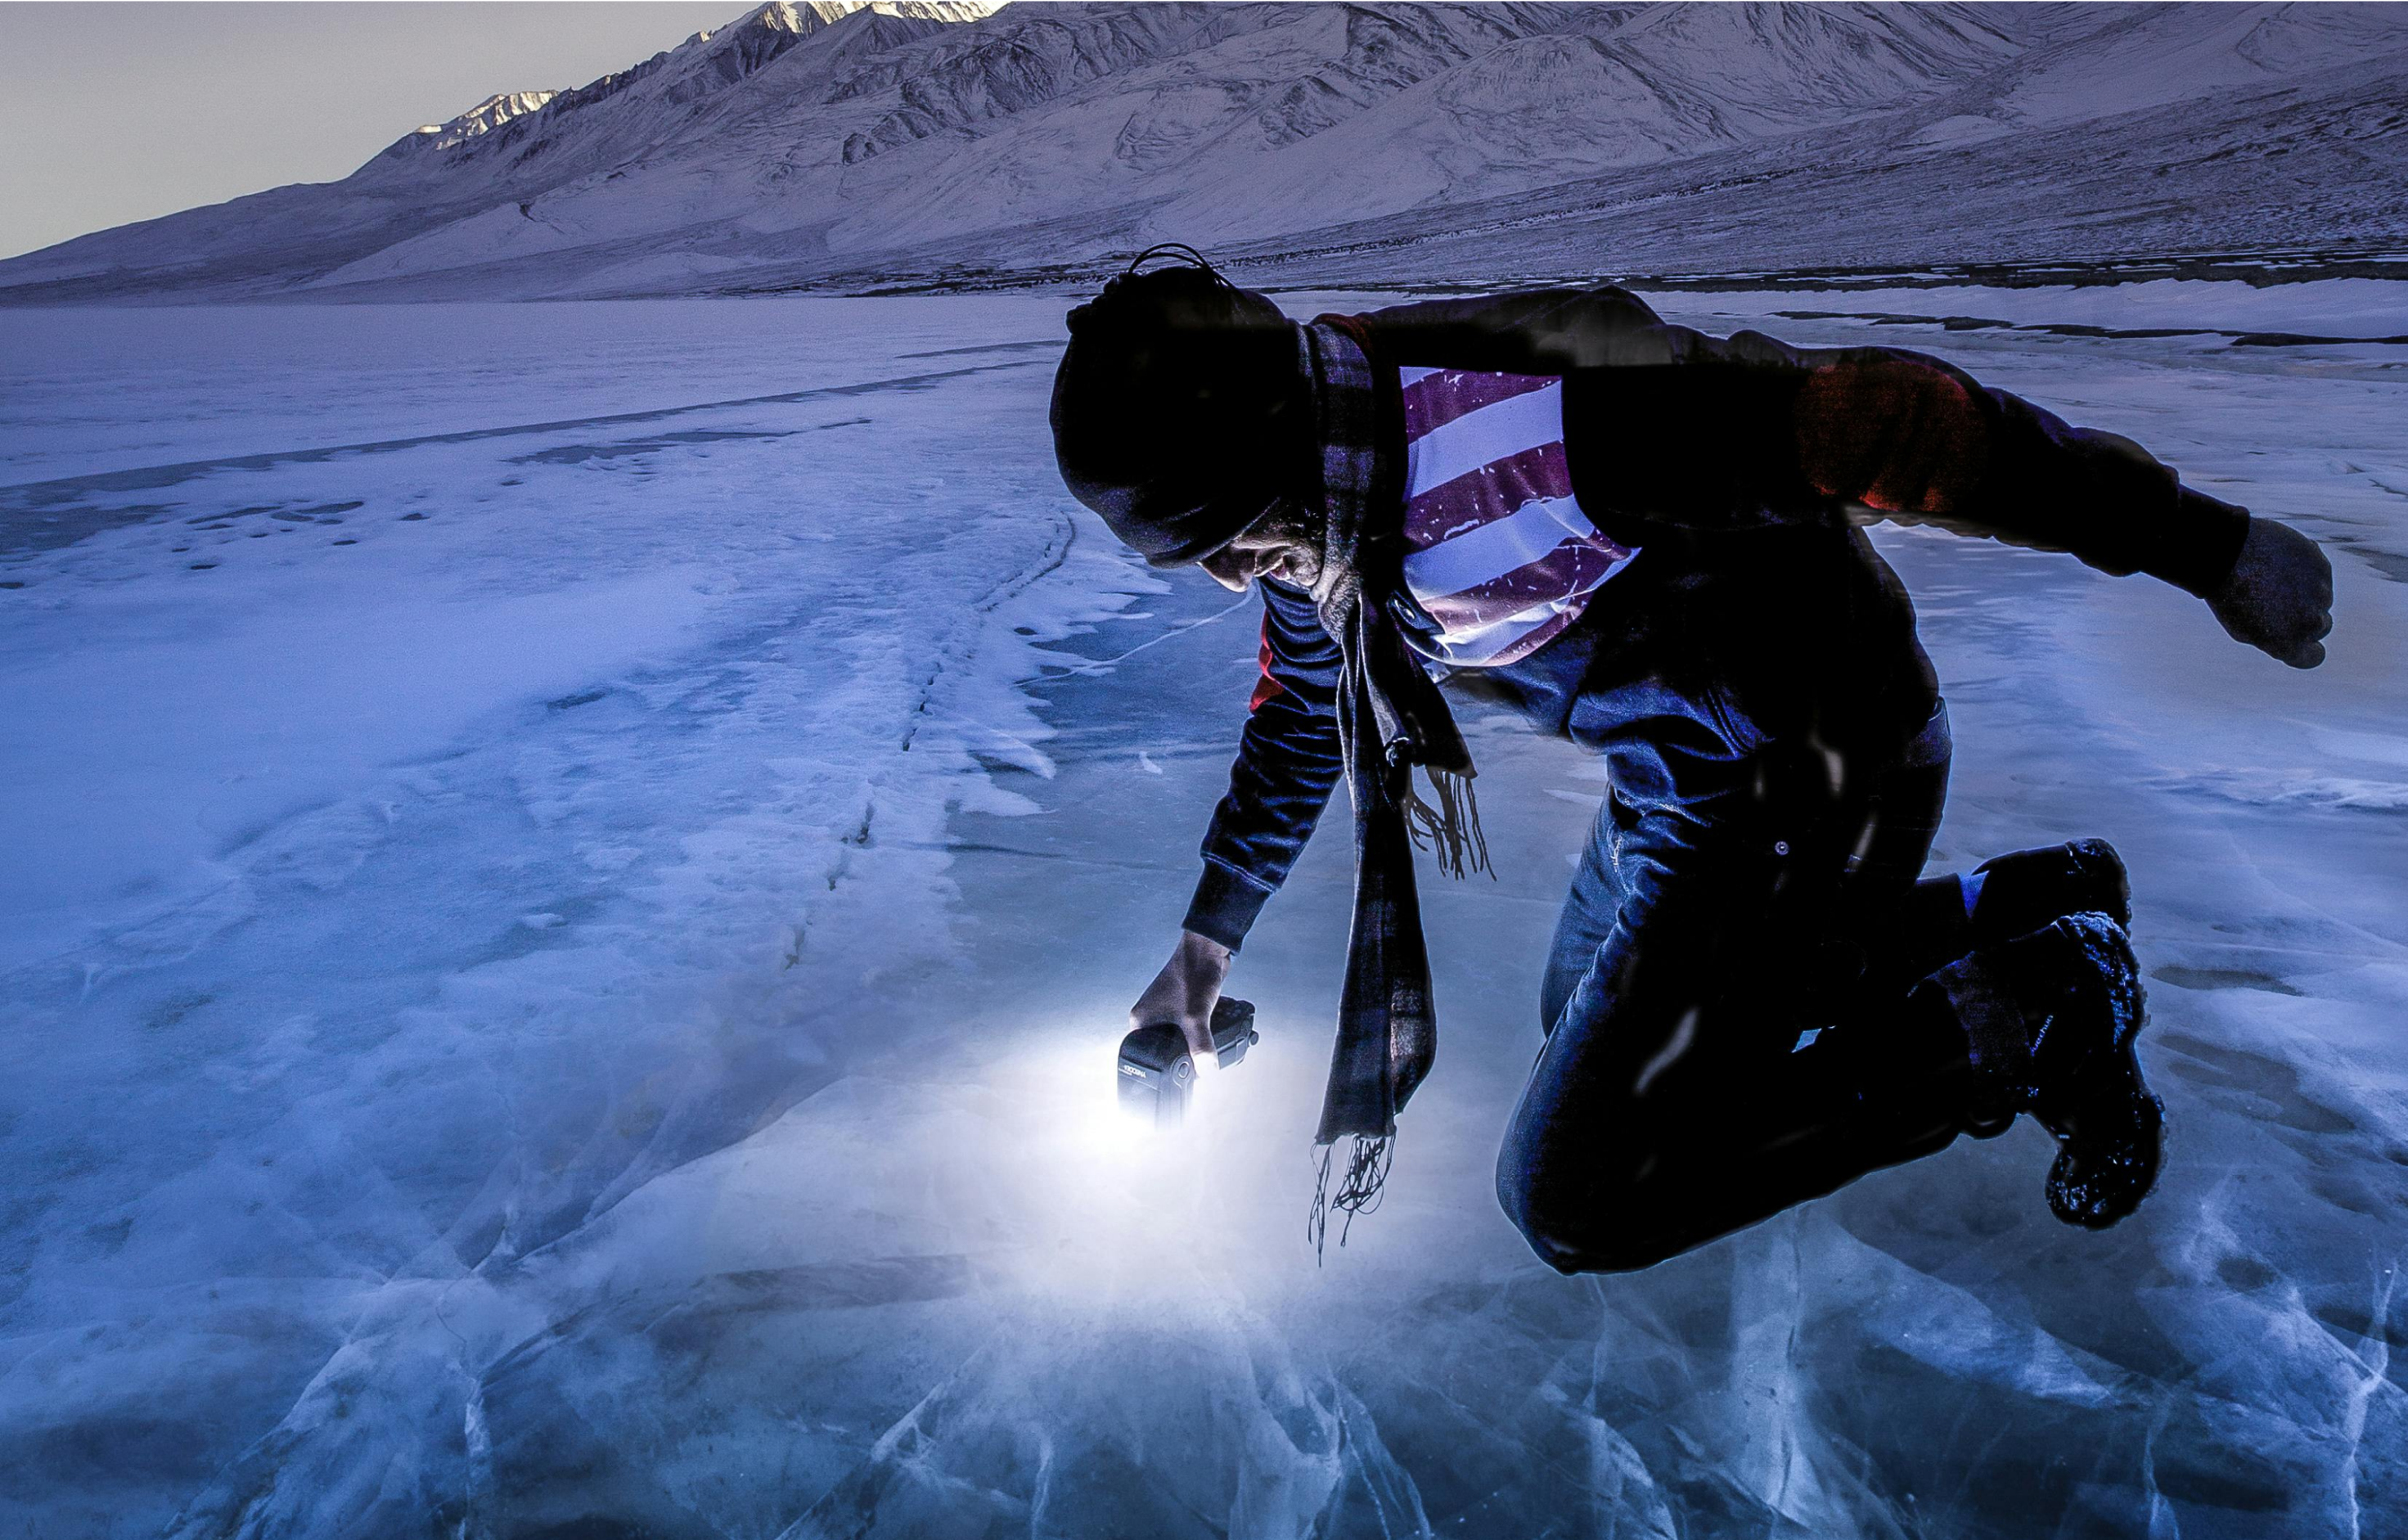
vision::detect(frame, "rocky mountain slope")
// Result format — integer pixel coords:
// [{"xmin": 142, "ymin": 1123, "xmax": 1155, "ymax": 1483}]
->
[{"xmin": 2, "ymin": 1, "xmax": 2402, "ymax": 302}]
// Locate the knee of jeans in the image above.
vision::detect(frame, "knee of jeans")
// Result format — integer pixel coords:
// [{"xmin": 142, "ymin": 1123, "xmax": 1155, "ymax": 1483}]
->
[
  {"xmin": 1493, "ymin": 1160, "xmax": 1578, "ymax": 1273},
  {"xmin": 1494, "ymin": 1147, "xmax": 1674, "ymax": 1276}
]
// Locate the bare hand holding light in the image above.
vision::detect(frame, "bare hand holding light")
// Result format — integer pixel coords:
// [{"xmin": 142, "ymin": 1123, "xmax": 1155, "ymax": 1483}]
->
[
  {"xmin": 1130, "ymin": 929, "xmax": 1233, "ymax": 1068},
  {"xmin": 1120, "ymin": 932, "xmax": 1258, "ymax": 1127}
]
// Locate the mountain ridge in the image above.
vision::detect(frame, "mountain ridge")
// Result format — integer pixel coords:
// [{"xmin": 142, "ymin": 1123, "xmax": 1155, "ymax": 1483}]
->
[{"xmin": 3, "ymin": 1, "xmax": 2402, "ymax": 303}]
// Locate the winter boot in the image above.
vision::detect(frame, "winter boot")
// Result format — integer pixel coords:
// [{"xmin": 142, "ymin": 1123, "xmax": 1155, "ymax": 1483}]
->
[
  {"xmin": 1969, "ymin": 838, "xmax": 2131, "ymax": 939},
  {"xmin": 1923, "ymin": 911, "xmax": 2162, "ymax": 1228}
]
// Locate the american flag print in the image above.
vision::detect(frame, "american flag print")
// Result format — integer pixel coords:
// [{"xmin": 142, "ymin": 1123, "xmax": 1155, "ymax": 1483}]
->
[{"xmin": 1397, "ymin": 366, "xmax": 1638, "ymax": 668}]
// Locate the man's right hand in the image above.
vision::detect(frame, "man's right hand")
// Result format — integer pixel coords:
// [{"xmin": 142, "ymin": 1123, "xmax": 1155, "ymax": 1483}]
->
[{"xmin": 1131, "ymin": 930, "xmax": 1234, "ymax": 1069}]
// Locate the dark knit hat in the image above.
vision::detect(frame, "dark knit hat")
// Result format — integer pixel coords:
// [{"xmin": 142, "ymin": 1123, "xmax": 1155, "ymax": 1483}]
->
[{"xmin": 1050, "ymin": 248, "xmax": 1307, "ymax": 567}]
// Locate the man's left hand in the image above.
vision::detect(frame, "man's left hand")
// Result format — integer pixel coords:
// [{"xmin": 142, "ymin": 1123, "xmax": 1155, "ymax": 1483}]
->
[{"xmin": 2208, "ymin": 517, "xmax": 2333, "ymax": 669}]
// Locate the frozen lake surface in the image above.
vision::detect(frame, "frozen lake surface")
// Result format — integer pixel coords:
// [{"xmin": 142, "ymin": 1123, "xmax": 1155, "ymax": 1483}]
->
[{"xmin": 1, "ymin": 288, "xmax": 2404, "ymax": 1538}]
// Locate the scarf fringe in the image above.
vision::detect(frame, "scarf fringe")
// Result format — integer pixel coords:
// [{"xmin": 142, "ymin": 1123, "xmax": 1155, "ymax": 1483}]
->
[
  {"xmin": 1308, "ymin": 1134, "xmax": 1395, "ymax": 1263},
  {"xmin": 1404, "ymin": 768, "xmax": 1492, "ymax": 881}
]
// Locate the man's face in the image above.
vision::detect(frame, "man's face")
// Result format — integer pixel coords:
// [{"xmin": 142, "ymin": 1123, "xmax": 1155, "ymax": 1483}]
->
[{"xmin": 1195, "ymin": 504, "xmax": 1323, "ymax": 593}]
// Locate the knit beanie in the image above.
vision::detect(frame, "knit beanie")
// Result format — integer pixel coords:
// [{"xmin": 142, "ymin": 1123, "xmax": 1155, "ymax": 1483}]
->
[{"xmin": 1050, "ymin": 253, "xmax": 1308, "ymax": 567}]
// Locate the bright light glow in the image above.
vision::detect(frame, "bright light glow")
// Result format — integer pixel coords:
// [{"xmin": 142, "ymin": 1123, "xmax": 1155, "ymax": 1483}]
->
[
  {"xmin": 1033, "ymin": 1033, "xmax": 1220, "ymax": 1173},
  {"xmin": 950, "ymin": 1029, "xmax": 1272, "ymax": 1305}
]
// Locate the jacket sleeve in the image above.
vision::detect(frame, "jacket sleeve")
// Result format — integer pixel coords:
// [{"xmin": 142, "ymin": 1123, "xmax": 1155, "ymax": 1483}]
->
[
  {"xmin": 1180, "ymin": 579, "xmax": 1346, "ymax": 952},
  {"xmin": 1779, "ymin": 342, "xmax": 2250, "ymax": 597},
  {"xmin": 1366, "ymin": 285, "xmax": 2251, "ymax": 599}
]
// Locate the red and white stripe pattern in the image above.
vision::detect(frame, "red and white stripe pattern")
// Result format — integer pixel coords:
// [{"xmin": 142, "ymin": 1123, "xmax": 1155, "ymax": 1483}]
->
[{"xmin": 1398, "ymin": 367, "xmax": 1637, "ymax": 667}]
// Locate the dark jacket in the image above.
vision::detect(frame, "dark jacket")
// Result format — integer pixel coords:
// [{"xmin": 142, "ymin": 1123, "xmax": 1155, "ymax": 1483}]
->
[{"xmin": 1180, "ymin": 285, "xmax": 2252, "ymax": 950}]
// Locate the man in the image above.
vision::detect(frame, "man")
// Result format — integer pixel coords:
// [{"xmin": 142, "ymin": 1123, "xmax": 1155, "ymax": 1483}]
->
[{"xmin": 1050, "ymin": 250, "xmax": 2333, "ymax": 1272}]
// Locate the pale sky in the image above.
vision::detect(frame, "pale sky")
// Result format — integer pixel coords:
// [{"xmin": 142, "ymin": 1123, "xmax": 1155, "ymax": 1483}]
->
[{"xmin": 0, "ymin": 2, "xmax": 753, "ymax": 259}]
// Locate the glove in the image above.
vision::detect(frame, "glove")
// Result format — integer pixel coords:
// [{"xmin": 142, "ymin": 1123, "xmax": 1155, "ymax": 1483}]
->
[{"xmin": 2207, "ymin": 517, "xmax": 2332, "ymax": 669}]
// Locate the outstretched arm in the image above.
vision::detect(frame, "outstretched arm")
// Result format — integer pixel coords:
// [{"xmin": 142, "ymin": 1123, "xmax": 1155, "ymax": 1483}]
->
[
  {"xmin": 1357, "ymin": 285, "xmax": 2334, "ymax": 667},
  {"xmin": 1778, "ymin": 345, "xmax": 2332, "ymax": 666},
  {"xmin": 1560, "ymin": 335, "xmax": 2335, "ymax": 667}
]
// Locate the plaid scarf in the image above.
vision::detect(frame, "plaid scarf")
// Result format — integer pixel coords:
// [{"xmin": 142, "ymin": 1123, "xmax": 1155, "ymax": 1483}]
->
[{"xmin": 1298, "ymin": 319, "xmax": 1489, "ymax": 1253}]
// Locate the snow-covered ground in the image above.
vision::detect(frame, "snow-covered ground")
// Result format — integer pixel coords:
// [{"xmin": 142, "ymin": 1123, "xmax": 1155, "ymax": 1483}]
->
[{"xmin": 1, "ymin": 287, "xmax": 2403, "ymax": 1537}]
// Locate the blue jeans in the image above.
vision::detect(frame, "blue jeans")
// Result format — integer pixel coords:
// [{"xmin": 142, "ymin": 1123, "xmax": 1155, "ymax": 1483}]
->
[{"xmin": 1491, "ymin": 533, "xmax": 1981, "ymax": 1273}]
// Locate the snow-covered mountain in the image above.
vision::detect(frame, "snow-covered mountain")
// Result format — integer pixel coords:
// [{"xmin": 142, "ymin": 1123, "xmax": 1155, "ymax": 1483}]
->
[
  {"xmin": 3, "ymin": 1, "xmax": 2403, "ymax": 302},
  {"xmin": 401, "ymin": 91, "xmax": 562, "ymax": 154}
]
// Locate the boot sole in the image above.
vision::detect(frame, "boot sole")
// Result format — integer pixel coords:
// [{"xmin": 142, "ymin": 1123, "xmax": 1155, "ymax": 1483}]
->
[{"xmin": 2037, "ymin": 912, "xmax": 2161, "ymax": 1228}]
